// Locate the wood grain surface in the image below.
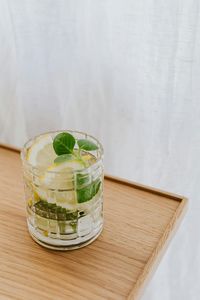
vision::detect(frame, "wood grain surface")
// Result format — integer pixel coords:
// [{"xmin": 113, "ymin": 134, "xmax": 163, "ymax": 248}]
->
[{"xmin": 0, "ymin": 146, "xmax": 187, "ymax": 300}]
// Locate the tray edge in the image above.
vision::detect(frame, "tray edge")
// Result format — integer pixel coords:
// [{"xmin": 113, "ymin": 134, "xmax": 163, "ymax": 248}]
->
[
  {"xmin": 127, "ymin": 196, "xmax": 188, "ymax": 300},
  {"xmin": 0, "ymin": 143, "xmax": 21, "ymax": 153},
  {"xmin": 105, "ymin": 173, "xmax": 185, "ymax": 203}
]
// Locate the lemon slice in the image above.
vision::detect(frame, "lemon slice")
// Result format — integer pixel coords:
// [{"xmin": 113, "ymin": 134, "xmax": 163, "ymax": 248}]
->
[
  {"xmin": 27, "ymin": 134, "xmax": 56, "ymax": 168},
  {"xmin": 42, "ymin": 159, "xmax": 85, "ymax": 190},
  {"xmin": 41, "ymin": 151, "xmax": 96, "ymax": 190},
  {"xmin": 35, "ymin": 158, "xmax": 85, "ymax": 208}
]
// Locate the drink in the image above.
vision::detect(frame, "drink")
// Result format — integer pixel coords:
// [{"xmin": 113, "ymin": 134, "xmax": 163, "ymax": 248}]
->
[{"xmin": 21, "ymin": 131, "xmax": 104, "ymax": 250}]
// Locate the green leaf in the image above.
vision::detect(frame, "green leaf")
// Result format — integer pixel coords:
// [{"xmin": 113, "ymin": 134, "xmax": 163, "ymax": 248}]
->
[
  {"xmin": 53, "ymin": 132, "xmax": 75, "ymax": 155},
  {"xmin": 76, "ymin": 173, "xmax": 91, "ymax": 189},
  {"xmin": 54, "ymin": 154, "xmax": 74, "ymax": 164},
  {"xmin": 77, "ymin": 139, "xmax": 98, "ymax": 151},
  {"xmin": 34, "ymin": 200, "xmax": 78, "ymax": 221},
  {"xmin": 77, "ymin": 179, "xmax": 101, "ymax": 203},
  {"xmin": 93, "ymin": 180, "xmax": 101, "ymax": 195}
]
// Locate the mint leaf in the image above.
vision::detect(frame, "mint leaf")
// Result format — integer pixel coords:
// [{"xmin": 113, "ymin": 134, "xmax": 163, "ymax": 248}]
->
[
  {"xmin": 93, "ymin": 180, "xmax": 101, "ymax": 195},
  {"xmin": 34, "ymin": 200, "xmax": 78, "ymax": 221},
  {"xmin": 77, "ymin": 179, "xmax": 101, "ymax": 203},
  {"xmin": 77, "ymin": 184, "xmax": 93, "ymax": 203},
  {"xmin": 54, "ymin": 154, "xmax": 74, "ymax": 164},
  {"xmin": 76, "ymin": 173, "xmax": 91, "ymax": 189},
  {"xmin": 53, "ymin": 132, "xmax": 75, "ymax": 155},
  {"xmin": 77, "ymin": 139, "xmax": 98, "ymax": 151}
]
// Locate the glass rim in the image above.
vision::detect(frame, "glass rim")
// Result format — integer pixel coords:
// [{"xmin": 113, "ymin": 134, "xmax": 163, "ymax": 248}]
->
[{"xmin": 21, "ymin": 129, "xmax": 104, "ymax": 174}]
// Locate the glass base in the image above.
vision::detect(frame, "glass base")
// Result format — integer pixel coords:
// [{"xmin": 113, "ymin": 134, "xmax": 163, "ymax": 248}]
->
[{"xmin": 27, "ymin": 221, "xmax": 103, "ymax": 250}]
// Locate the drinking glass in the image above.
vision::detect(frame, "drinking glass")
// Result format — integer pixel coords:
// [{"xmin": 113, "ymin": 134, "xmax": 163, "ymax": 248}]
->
[{"xmin": 21, "ymin": 130, "xmax": 104, "ymax": 250}]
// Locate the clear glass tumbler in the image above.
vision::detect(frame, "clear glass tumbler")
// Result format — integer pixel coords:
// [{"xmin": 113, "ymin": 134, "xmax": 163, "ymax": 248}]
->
[{"xmin": 21, "ymin": 130, "xmax": 104, "ymax": 250}]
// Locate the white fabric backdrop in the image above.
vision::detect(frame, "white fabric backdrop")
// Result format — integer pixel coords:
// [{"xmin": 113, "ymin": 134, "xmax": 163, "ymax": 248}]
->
[{"xmin": 0, "ymin": 0, "xmax": 199, "ymax": 299}]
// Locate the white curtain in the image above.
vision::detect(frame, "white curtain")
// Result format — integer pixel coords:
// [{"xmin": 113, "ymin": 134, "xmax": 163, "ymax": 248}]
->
[{"xmin": 0, "ymin": 1, "xmax": 199, "ymax": 299}]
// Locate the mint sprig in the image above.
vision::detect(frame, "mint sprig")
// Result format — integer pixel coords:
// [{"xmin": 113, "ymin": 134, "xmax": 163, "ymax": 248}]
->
[
  {"xmin": 52, "ymin": 132, "xmax": 101, "ymax": 203},
  {"xmin": 53, "ymin": 132, "xmax": 98, "ymax": 164}
]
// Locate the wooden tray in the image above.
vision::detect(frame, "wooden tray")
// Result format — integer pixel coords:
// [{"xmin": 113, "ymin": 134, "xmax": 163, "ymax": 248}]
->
[{"xmin": 0, "ymin": 144, "xmax": 187, "ymax": 300}]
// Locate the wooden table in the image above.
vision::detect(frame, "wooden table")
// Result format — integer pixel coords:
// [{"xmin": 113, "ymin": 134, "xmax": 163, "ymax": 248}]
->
[{"xmin": 0, "ymin": 144, "xmax": 187, "ymax": 300}]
